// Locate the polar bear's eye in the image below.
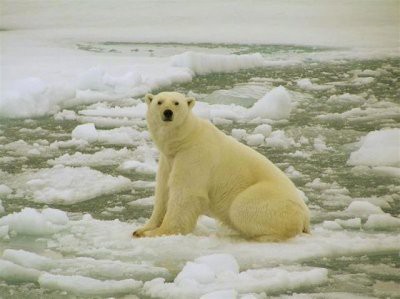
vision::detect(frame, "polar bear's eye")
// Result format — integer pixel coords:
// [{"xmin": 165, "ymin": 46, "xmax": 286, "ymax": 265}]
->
[
  {"xmin": 157, "ymin": 101, "xmax": 163, "ymax": 105},
  {"xmin": 174, "ymin": 102, "xmax": 179, "ymax": 106}
]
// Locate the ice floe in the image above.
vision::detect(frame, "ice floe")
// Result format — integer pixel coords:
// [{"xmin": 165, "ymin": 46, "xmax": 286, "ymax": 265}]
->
[
  {"xmin": 72, "ymin": 123, "xmax": 150, "ymax": 145},
  {"xmin": 348, "ymin": 128, "xmax": 400, "ymax": 167},
  {"xmin": 5, "ymin": 165, "xmax": 132, "ymax": 204},
  {"xmin": 48, "ymin": 147, "xmax": 135, "ymax": 167}
]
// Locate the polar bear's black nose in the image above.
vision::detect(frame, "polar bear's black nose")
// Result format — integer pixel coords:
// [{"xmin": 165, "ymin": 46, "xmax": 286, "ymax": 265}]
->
[{"xmin": 163, "ymin": 109, "xmax": 173, "ymax": 121}]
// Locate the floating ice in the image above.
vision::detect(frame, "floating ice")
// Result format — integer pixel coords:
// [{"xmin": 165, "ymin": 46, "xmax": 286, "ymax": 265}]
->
[
  {"xmin": 0, "ymin": 78, "xmax": 75, "ymax": 118},
  {"xmin": 265, "ymin": 130, "xmax": 297, "ymax": 149},
  {"xmin": 348, "ymin": 128, "xmax": 400, "ymax": 167},
  {"xmin": 170, "ymin": 52, "xmax": 265, "ymax": 75},
  {"xmin": 72, "ymin": 123, "xmax": 149, "ymax": 145},
  {"xmin": 327, "ymin": 93, "xmax": 365, "ymax": 104},
  {"xmin": 296, "ymin": 78, "xmax": 333, "ymax": 91},
  {"xmin": 0, "ymin": 260, "xmax": 42, "ymax": 283},
  {"xmin": 231, "ymin": 129, "xmax": 248, "ymax": 141},
  {"xmin": 0, "ymin": 208, "xmax": 68, "ymax": 235},
  {"xmin": 3, "ymin": 249, "xmax": 170, "ymax": 281},
  {"xmin": 252, "ymin": 124, "xmax": 272, "ymax": 137},
  {"xmin": 364, "ymin": 214, "xmax": 400, "ymax": 230},
  {"xmin": 246, "ymin": 86, "xmax": 292, "ymax": 120},
  {"xmin": 48, "ymin": 147, "xmax": 135, "ymax": 167},
  {"xmin": 245, "ymin": 134, "xmax": 265, "ymax": 146},
  {"xmin": 144, "ymin": 253, "xmax": 328, "ymax": 298},
  {"xmin": 7, "ymin": 165, "xmax": 132, "ymax": 204},
  {"xmin": 38, "ymin": 273, "xmax": 142, "ymax": 296},
  {"xmin": 344, "ymin": 201, "xmax": 384, "ymax": 217}
]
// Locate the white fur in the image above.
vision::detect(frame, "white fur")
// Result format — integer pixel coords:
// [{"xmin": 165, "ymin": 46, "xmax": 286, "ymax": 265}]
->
[{"xmin": 133, "ymin": 92, "xmax": 310, "ymax": 241}]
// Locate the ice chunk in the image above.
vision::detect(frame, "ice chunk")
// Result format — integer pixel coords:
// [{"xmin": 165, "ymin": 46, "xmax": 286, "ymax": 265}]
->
[
  {"xmin": 194, "ymin": 254, "xmax": 240, "ymax": 276},
  {"xmin": 144, "ymin": 257, "xmax": 328, "ymax": 299},
  {"xmin": 0, "ymin": 207, "xmax": 68, "ymax": 236},
  {"xmin": 38, "ymin": 273, "xmax": 142, "ymax": 296},
  {"xmin": 323, "ymin": 221, "xmax": 342, "ymax": 230},
  {"xmin": 48, "ymin": 148, "xmax": 135, "ymax": 167},
  {"xmin": 348, "ymin": 128, "xmax": 400, "ymax": 167},
  {"xmin": 313, "ymin": 136, "xmax": 331, "ymax": 152},
  {"xmin": 265, "ymin": 130, "xmax": 296, "ymax": 149},
  {"xmin": 231, "ymin": 129, "xmax": 247, "ymax": 141},
  {"xmin": 175, "ymin": 262, "xmax": 216, "ymax": 285},
  {"xmin": 335, "ymin": 218, "xmax": 361, "ymax": 229},
  {"xmin": 9, "ymin": 166, "xmax": 132, "ymax": 204},
  {"xmin": 170, "ymin": 52, "xmax": 264, "ymax": 75},
  {"xmin": 128, "ymin": 196, "xmax": 155, "ymax": 206},
  {"xmin": 245, "ymin": 134, "xmax": 265, "ymax": 146},
  {"xmin": 72, "ymin": 123, "xmax": 149, "ymax": 145},
  {"xmin": 327, "ymin": 93, "xmax": 365, "ymax": 104},
  {"xmin": 0, "ymin": 78, "xmax": 75, "ymax": 118},
  {"xmin": 54, "ymin": 109, "xmax": 77, "ymax": 121},
  {"xmin": 364, "ymin": 214, "xmax": 400, "ymax": 230},
  {"xmin": 252, "ymin": 124, "xmax": 272, "ymax": 137},
  {"xmin": 0, "ymin": 260, "xmax": 42, "ymax": 282},
  {"xmin": 296, "ymin": 78, "xmax": 332, "ymax": 91},
  {"xmin": 246, "ymin": 86, "xmax": 292, "ymax": 120},
  {"xmin": 345, "ymin": 201, "xmax": 384, "ymax": 217},
  {"xmin": 71, "ymin": 123, "xmax": 98, "ymax": 142},
  {"xmin": 119, "ymin": 159, "xmax": 157, "ymax": 175}
]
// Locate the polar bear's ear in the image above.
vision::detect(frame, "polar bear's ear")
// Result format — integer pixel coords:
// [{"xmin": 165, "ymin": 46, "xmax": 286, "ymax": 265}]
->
[
  {"xmin": 145, "ymin": 94, "xmax": 154, "ymax": 105},
  {"xmin": 187, "ymin": 97, "xmax": 196, "ymax": 109}
]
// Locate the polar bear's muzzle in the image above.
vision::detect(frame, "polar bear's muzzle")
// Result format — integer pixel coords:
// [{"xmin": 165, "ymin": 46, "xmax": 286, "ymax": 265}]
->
[{"xmin": 163, "ymin": 109, "xmax": 174, "ymax": 122}]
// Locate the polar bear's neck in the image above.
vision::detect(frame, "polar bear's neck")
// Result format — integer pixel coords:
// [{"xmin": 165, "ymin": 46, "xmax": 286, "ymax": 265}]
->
[{"xmin": 148, "ymin": 113, "xmax": 200, "ymax": 158}]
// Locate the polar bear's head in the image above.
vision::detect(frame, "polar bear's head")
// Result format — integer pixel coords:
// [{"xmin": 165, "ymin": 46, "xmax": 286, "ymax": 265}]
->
[{"xmin": 145, "ymin": 92, "xmax": 195, "ymax": 127}]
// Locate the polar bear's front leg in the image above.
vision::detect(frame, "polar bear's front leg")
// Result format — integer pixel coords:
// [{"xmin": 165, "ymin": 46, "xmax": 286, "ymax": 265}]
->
[
  {"xmin": 142, "ymin": 189, "xmax": 205, "ymax": 237},
  {"xmin": 142, "ymin": 156, "xmax": 209, "ymax": 237},
  {"xmin": 133, "ymin": 154, "xmax": 170, "ymax": 237}
]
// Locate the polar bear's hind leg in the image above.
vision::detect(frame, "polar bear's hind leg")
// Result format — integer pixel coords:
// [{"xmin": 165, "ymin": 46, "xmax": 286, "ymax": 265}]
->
[{"xmin": 229, "ymin": 182, "xmax": 306, "ymax": 242}]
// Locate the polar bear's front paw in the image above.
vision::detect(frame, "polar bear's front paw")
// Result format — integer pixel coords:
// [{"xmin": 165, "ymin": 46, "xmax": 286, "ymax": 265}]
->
[{"xmin": 132, "ymin": 228, "xmax": 148, "ymax": 238}]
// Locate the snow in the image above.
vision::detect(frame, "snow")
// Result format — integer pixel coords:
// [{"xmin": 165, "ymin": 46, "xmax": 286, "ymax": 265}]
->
[
  {"xmin": 72, "ymin": 123, "xmax": 149, "ymax": 145},
  {"xmin": 38, "ymin": 273, "xmax": 142, "ymax": 296},
  {"xmin": 348, "ymin": 128, "xmax": 400, "ymax": 167},
  {"xmin": 170, "ymin": 52, "xmax": 264, "ymax": 75},
  {"xmin": 0, "ymin": 207, "xmax": 68, "ymax": 236},
  {"xmin": 7, "ymin": 165, "xmax": 132, "ymax": 204}
]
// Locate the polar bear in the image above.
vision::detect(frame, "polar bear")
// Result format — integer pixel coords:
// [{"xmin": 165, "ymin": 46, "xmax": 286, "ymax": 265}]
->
[{"xmin": 133, "ymin": 92, "xmax": 310, "ymax": 241}]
